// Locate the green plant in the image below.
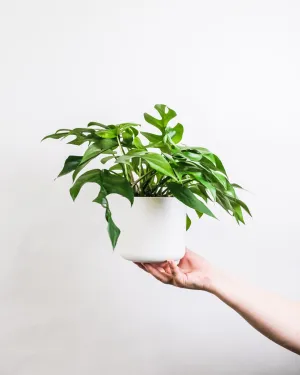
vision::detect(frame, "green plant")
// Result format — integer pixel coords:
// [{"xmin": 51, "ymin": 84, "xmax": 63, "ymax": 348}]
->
[{"xmin": 43, "ymin": 104, "xmax": 251, "ymax": 248}]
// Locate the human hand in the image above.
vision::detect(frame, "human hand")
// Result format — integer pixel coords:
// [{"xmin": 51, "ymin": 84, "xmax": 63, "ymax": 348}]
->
[{"xmin": 135, "ymin": 248, "xmax": 217, "ymax": 292}]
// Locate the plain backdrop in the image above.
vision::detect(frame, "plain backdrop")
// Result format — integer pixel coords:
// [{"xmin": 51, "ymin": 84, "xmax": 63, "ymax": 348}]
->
[{"xmin": 1, "ymin": 0, "xmax": 300, "ymax": 374}]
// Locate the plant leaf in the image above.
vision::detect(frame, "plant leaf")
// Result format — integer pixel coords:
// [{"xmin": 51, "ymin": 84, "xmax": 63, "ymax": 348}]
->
[
  {"xmin": 170, "ymin": 123, "xmax": 184, "ymax": 144},
  {"xmin": 58, "ymin": 155, "xmax": 82, "ymax": 178},
  {"xmin": 70, "ymin": 169, "xmax": 101, "ymax": 201},
  {"xmin": 101, "ymin": 155, "xmax": 115, "ymax": 164},
  {"xmin": 87, "ymin": 122, "xmax": 107, "ymax": 128},
  {"xmin": 81, "ymin": 139, "xmax": 118, "ymax": 163},
  {"xmin": 93, "ymin": 170, "xmax": 134, "ymax": 205},
  {"xmin": 133, "ymin": 136, "xmax": 146, "ymax": 149},
  {"xmin": 214, "ymin": 154, "xmax": 227, "ymax": 176},
  {"xmin": 142, "ymin": 154, "xmax": 176, "ymax": 180},
  {"xmin": 167, "ymin": 182, "xmax": 216, "ymax": 218},
  {"xmin": 96, "ymin": 128, "xmax": 117, "ymax": 139},
  {"xmin": 186, "ymin": 214, "xmax": 192, "ymax": 230},
  {"xmin": 141, "ymin": 131, "xmax": 163, "ymax": 143},
  {"xmin": 236, "ymin": 199, "xmax": 252, "ymax": 217},
  {"xmin": 72, "ymin": 159, "xmax": 91, "ymax": 181},
  {"xmin": 42, "ymin": 132, "xmax": 69, "ymax": 141}
]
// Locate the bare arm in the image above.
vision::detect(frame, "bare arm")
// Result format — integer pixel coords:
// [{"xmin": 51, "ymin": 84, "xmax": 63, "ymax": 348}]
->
[{"xmin": 137, "ymin": 249, "xmax": 300, "ymax": 355}]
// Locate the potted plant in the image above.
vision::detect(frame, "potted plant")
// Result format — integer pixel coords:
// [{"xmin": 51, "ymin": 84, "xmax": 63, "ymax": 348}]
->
[{"xmin": 43, "ymin": 104, "xmax": 251, "ymax": 262}]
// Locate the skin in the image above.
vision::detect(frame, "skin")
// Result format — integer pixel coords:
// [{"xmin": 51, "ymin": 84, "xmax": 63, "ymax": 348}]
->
[{"xmin": 136, "ymin": 249, "xmax": 300, "ymax": 356}]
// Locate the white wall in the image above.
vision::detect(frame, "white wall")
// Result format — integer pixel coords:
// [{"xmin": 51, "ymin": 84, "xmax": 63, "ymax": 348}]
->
[{"xmin": 1, "ymin": 0, "xmax": 300, "ymax": 374}]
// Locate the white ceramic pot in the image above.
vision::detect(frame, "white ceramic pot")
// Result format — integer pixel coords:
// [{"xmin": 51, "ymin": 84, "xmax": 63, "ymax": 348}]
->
[{"xmin": 108, "ymin": 195, "xmax": 186, "ymax": 262}]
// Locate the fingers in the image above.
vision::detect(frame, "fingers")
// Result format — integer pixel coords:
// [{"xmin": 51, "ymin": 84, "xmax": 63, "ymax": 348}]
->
[
  {"xmin": 168, "ymin": 260, "xmax": 186, "ymax": 287},
  {"xmin": 134, "ymin": 262, "xmax": 147, "ymax": 272},
  {"xmin": 143, "ymin": 264, "xmax": 171, "ymax": 284},
  {"xmin": 168, "ymin": 260, "xmax": 181, "ymax": 278}
]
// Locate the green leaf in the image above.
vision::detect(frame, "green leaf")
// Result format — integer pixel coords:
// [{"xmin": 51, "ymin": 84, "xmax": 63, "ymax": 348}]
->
[
  {"xmin": 142, "ymin": 154, "xmax": 176, "ymax": 180},
  {"xmin": 232, "ymin": 203, "xmax": 245, "ymax": 224},
  {"xmin": 42, "ymin": 132, "xmax": 69, "ymax": 141},
  {"xmin": 58, "ymin": 155, "xmax": 82, "ymax": 178},
  {"xmin": 170, "ymin": 123, "xmax": 184, "ymax": 144},
  {"xmin": 236, "ymin": 199, "xmax": 252, "ymax": 217},
  {"xmin": 214, "ymin": 154, "xmax": 227, "ymax": 176},
  {"xmin": 118, "ymin": 123, "xmax": 140, "ymax": 133},
  {"xmin": 117, "ymin": 152, "xmax": 176, "ymax": 180},
  {"xmin": 133, "ymin": 136, "xmax": 146, "ymax": 149},
  {"xmin": 96, "ymin": 128, "xmax": 117, "ymax": 138},
  {"xmin": 154, "ymin": 104, "xmax": 177, "ymax": 127},
  {"xmin": 212, "ymin": 171, "xmax": 228, "ymax": 188},
  {"xmin": 81, "ymin": 139, "xmax": 118, "ymax": 163},
  {"xmin": 106, "ymin": 204, "xmax": 121, "ymax": 248},
  {"xmin": 72, "ymin": 159, "xmax": 91, "ymax": 181},
  {"xmin": 167, "ymin": 182, "xmax": 216, "ymax": 218},
  {"xmin": 101, "ymin": 155, "xmax": 115, "ymax": 164},
  {"xmin": 144, "ymin": 104, "xmax": 177, "ymax": 131},
  {"xmin": 93, "ymin": 170, "xmax": 134, "ymax": 205},
  {"xmin": 182, "ymin": 151, "xmax": 202, "ymax": 161},
  {"xmin": 202, "ymin": 153, "xmax": 216, "ymax": 165},
  {"xmin": 196, "ymin": 211, "xmax": 203, "ymax": 219},
  {"xmin": 70, "ymin": 169, "xmax": 101, "ymax": 201},
  {"xmin": 232, "ymin": 183, "xmax": 244, "ymax": 189},
  {"xmin": 87, "ymin": 122, "xmax": 107, "ymax": 128},
  {"xmin": 186, "ymin": 214, "xmax": 192, "ymax": 230},
  {"xmin": 141, "ymin": 131, "xmax": 163, "ymax": 143}
]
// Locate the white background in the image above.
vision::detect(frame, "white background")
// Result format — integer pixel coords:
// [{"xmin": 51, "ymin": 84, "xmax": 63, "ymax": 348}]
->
[{"xmin": 1, "ymin": 0, "xmax": 300, "ymax": 374}]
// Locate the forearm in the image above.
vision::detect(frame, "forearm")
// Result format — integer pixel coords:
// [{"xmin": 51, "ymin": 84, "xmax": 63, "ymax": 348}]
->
[{"xmin": 209, "ymin": 268, "xmax": 300, "ymax": 355}]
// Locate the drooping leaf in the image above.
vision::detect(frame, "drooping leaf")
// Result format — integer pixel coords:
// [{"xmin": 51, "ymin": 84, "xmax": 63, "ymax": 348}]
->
[
  {"xmin": 232, "ymin": 203, "xmax": 245, "ymax": 224},
  {"xmin": 167, "ymin": 182, "xmax": 216, "ymax": 218},
  {"xmin": 214, "ymin": 154, "xmax": 227, "ymax": 176},
  {"xmin": 236, "ymin": 199, "xmax": 252, "ymax": 217},
  {"xmin": 70, "ymin": 169, "xmax": 101, "ymax": 201},
  {"xmin": 186, "ymin": 214, "xmax": 192, "ymax": 230},
  {"xmin": 212, "ymin": 171, "xmax": 228, "ymax": 188},
  {"xmin": 93, "ymin": 170, "xmax": 134, "ymax": 205},
  {"xmin": 232, "ymin": 183, "xmax": 244, "ymax": 189},
  {"xmin": 106, "ymin": 204, "xmax": 121, "ymax": 248},
  {"xmin": 58, "ymin": 155, "xmax": 82, "ymax": 178}
]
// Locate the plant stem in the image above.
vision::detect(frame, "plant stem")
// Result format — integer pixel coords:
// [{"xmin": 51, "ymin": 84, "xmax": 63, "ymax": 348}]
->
[{"xmin": 132, "ymin": 170, "xmax": 153, "ymax": 187}]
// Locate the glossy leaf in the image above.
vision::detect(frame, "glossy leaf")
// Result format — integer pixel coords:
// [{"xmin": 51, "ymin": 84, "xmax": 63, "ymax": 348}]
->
[
  {"xmin": 167, "ymin": 182, "xmax": 216, "ymax": 218},
  {"xmin": 87, "ymin": 122, "xmax": 107, "ymax": 128},
  {"xmin": 70, "ymin": 169, "xmax": 101, "ymax": 201},
  {"xmin": 96, "ymin": 128, "xmax": 117, "ymax": 138},
  {"xmin": 141, "ymin": 131, "xmax": 163, "ymax": 143},
  {"xmin": 170, "ymin": 123, "xmax": 184, "ymax": 144},
  {"xmin": 186, "ymin": 214, "xmax": 192, "ymax": 230},
  {"xmin": 81, "ymin": 139, "xmax": 118, "ymax": 163},
  {"xmin": 93, "ymin": 170, "xmax": 134, "ymax": 205},
  {"xmin": 101, "ymin": 155, "xmax": 115, "ymax": 164},
  {"xmin": 42, "ymin": 132, "xmax": 69, "ymax": 141},
  {"xmin": 58, "ymin": 155, "xmax": 82, "ymax": 177}
]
